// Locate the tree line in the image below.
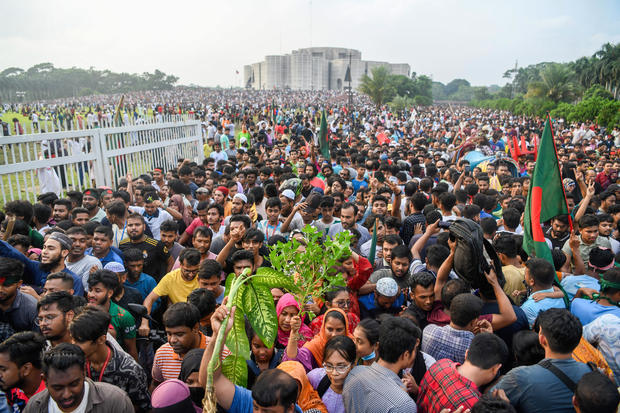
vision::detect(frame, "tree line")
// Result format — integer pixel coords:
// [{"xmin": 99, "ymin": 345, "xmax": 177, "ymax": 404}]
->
[
  {"xmin": 0, "ymin": 63, "xmax": 179, "ymax": 102},
  {"xmin": 357, "ymin": 42, "xmax": 618, "ymax": 128},
  {"xmin": 470, "ymin": 42, "xmax": 619, "ymax": 128}
]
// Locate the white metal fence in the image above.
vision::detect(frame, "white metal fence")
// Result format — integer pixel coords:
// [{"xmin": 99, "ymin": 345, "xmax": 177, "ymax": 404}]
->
[{"xmin": 0, "ymin": 115, "xmax": 203, "ymax": 206}]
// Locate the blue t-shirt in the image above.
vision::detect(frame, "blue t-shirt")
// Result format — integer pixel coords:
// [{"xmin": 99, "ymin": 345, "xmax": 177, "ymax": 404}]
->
[
  {"xmin": 560, "ymin": 275, "xmax": 600, "ymax": 300},
  {"xmin": 492, "ymin": 359, "xmax": 592, "ymax": 413},
  {"xmin": 571, "ymin": 298, "xmax": 620, "ymax": 326},
  {"xmin": 521, "ymin": 287, "xmax": 566, "ymax": 327},
  {"xmin": 228, "ymin": 385, "xmax": 302, "ymax": 413},
  {"xmin": 87, "ymin": 248, "xmax": 123, "ymax": 268},
  {"xmin": 351, "ymin": 179, "xmax": 368, "ymax": 193}
]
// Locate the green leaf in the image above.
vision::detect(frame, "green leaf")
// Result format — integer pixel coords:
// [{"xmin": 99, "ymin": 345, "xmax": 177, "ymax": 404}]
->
[
  {"xmin": 243, "ymin": 281, "xmax": 278, "ymax": 348},
  {"xmin": 225, "ymin": 284, "xmax": 250, "ymax": 359},
  {"xmin": 221, "ymin": 354, "xmax": 248, "ymax": 388},
  {"xmin": 252, "ymin": 267, "xmax": 301, "ymax": 293},
  {"xmin": 224, "ymin": 273, "xmax": 237, "ymax": 298}
]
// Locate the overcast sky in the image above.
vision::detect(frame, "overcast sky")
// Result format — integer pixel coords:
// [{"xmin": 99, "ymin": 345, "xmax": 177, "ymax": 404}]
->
[{"xmin": 2, "ymin": 0, "xmax": 619, "ymax": 88}]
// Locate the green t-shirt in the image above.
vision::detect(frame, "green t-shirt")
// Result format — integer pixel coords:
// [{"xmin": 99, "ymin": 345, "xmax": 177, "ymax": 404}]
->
[{"xmin": 109, "ymin": 301, "xmax": 136, "ymax": 341}]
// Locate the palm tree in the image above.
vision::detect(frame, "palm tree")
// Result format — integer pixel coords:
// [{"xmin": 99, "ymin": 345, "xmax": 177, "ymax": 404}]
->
[
  {"xmin": 358, "ymin": 66, "xmax": 396, "ymax": 107},
  {"xmin": 526, "ymin": 63, "xmax": 579, "ymax": 103},
  {"xmin": 593, "ymin": 43, "xmax": 620, "ymax": 99}
]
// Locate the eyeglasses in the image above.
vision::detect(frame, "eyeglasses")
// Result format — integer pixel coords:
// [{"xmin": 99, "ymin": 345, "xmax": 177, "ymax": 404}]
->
[
  {"xmin": 35, "ymin": 313, "xmax": 61, "ymax": 326},
  {"xmin": 181, "ymin": 267, "xmax": 199, "ymax": 277},
  {"xmin": 323, "ymin": 363, "xmax": 351, "ymax": 374},
  {"xmin": 333, "ymin": 300, "xmax": 352, "ymax": 309}
]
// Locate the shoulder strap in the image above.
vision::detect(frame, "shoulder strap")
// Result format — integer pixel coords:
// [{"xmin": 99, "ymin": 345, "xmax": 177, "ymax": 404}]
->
[
  {"xmin": 317, "ymin": 374, "xmax": 331, "ymax": 398},
  {"xmin": 538, "ymin": 360, "xmax": 577, "ymax": 392}
]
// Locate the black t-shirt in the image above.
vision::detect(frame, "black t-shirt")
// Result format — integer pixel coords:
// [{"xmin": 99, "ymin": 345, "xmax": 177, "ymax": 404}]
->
[{"xmin": 119, "ymin": 237, "xmax": 169, "ymax": 281}]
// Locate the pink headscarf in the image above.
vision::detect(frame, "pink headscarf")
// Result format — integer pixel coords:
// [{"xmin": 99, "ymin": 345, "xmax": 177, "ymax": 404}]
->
[
  {"xmin": 169, "ymin": 194, "xmax": 192, "ymax": 226},
  {"xmin": 276, "ymin": 293, "xmax": 313, "ymax": 348}
]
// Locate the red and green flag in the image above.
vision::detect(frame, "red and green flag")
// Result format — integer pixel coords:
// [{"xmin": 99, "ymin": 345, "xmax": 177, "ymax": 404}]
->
[
  {"xmin": 368, "ymin": 220, "xmax": 378, "ymax": 265},
  {"xmin": 318, "ymin": 110, "xmax": 330, "ymax": 161},
  {"xmin": 523, "ymin": 116, "xmax": 571, "ymax": 264},
  {"xmin": 523, "ymin": 116, "xmax": 571, "ymax": 305}
]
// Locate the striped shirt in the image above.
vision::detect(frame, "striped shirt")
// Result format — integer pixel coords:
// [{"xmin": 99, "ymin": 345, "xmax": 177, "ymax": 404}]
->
[{"xmin": 151, "ymin": 333, "xmax": 230, "ymax": 382}]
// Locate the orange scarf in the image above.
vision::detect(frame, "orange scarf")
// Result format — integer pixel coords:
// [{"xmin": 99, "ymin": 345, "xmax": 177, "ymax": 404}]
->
[
  {"xmin": 278, "ymin": 361, "xmax": 328, "ymax": 413},
  {"xmin": 303, "ymin": 308, "xmax": 354, "ymax": 366}
]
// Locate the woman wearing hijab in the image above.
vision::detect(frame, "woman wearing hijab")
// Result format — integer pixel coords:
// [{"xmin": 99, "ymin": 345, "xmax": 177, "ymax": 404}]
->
[
  {"xmin": 276, "ymin": 293, "xmax": 313, "ymax": 350},
  {"xmin": 151, "ymin": 379, "xmax": 201, "ymax": 413},
  {"xmin": 178, "ymin": 348, "xmax": 205, "ymax": 409},
  {"xmin": 277, "ymin": 361, "xmax": 328, "ymax": 413},
  {"xmin": 169, "ymin": 193, "xmax": 192, "ymax": 227},
  {"xmin": 285, "ymin": 308, "xmax": 352, "ymax": 372}
]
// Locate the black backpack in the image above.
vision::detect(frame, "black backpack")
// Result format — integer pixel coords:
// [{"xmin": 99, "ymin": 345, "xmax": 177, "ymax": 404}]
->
[{"xmin": 449, "ymin": 218, "xmax": 505, "ymax": 297}]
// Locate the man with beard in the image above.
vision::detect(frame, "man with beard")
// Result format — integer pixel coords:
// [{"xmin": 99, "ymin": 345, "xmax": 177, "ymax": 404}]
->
[
  {"xmin": 328, "ymin": 202, "xmax": 371, "ymax": 247},
  {"xmin": 119, "ymin": 214, "xmax": 172, "ymax": 281},
  {"xmin": 366, "ymin": 245, "xmax": 412, "ymax": 292},
  {"xmin": 0, "ymin": 258, "xmax": 37, "ymax": 332},
  {"xmin": 0, "ymin": 331, "xmax": 47, "ymax": 411},
  {"xmin": 86, "ymin": 270, "xmax": 138, "ymax": 361},
  {"xmin": 82, "ymin": 188, "xmax": 106, "ymax": 222},
  {"xmin": 122, "ymin": 248, "xmax": 158, "ymax": 305},
  {"xmin": 223, "ymin": 193, "xmax": 247, "ymax": 226},
  {"xmin": 69, "ymin": 307, "xmax": 150, "ymax": 412},
  {"xmin": 65, "ymin": 226, "xmax": 102, "ymax": 291},
  {"xmin": 544, "ymin": 215, "xmax": 570, "ymax": 250},
  {"xmin": 24, "ymin": 343, "xmax": 134, "ymax": 413},
  {"xmin": 0, "ymin": 233, "xmax": 84, "ymax": 296},
  {"xmin": 37, "ymin": 292, "xmax": 76, "ymax": 348},
  {"xmin": 52, "ymin": 199, "xmax": 72, "ymax": 223}
]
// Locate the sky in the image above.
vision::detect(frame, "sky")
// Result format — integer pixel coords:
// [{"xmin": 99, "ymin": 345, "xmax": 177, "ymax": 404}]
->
[{"xmin": 2, "ymin": 0, "xmax": 619, "ymax": 88}]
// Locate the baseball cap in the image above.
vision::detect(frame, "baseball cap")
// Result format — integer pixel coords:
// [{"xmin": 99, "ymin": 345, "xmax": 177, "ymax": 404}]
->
[{"xmin": 196, "ymin": 187, "xmax": 209, "ymax": 194}]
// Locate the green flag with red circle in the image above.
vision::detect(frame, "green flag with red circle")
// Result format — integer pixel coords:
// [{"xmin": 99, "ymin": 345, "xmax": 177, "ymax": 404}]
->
[{"xmin": 523, "ymin": 116, "xmax": 572, "ymax": 266}]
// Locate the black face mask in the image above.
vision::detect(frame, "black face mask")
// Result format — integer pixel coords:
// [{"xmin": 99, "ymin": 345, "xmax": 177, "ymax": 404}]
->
[{"xmin": 189, "ymin": 386, "xmax": 205, "ymax": 408}]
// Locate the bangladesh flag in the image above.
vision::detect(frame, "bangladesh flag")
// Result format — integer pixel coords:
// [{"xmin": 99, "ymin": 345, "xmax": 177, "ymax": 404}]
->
[
  {"xmin": 523, "ymin": 116, "xmax": 571, "ymax": 304},
  {"xmin": 368, "ymin": 220, "xmax": 378, "ymax": 265},
  {"xmin": 318, "ymin": 110, "xmax": 330, "ymax": 161}
]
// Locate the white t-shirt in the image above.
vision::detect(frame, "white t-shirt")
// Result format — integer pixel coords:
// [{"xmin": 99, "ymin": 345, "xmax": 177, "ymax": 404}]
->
[
  {"xmin": 48, "ymin": 380, "xmax": 90, "ymax": 413},
  {"xmin": 65, "ymin": 255, "xmax": 102, "ymax": 291},
  {"xmin": 129, "ymin": 206, "xmax": 173, "ymax": 240}
]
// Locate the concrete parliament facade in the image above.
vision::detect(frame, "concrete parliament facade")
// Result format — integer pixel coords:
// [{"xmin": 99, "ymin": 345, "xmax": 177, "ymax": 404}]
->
[{"xmin": 244, "ymin": 47, "xmax": 410, "ymax": 91}]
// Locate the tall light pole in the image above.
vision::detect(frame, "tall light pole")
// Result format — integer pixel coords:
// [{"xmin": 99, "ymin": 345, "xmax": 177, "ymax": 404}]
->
[{"xmin": 345, "ymin": 52, "xmax": 352, "ymax": 114}]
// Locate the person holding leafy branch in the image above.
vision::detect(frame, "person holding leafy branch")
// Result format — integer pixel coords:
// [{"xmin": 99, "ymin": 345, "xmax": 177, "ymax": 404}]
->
[
  {"xmin": 276, "ymin": 293, "xmax": 314, "ymax": 350},
  {"xmin": 198, "ymin": 298, "xmax": 305, "ymax": 413},
  {"xmin": 284, "ymin": 308, "xmax": 354, "ymax": 372}
]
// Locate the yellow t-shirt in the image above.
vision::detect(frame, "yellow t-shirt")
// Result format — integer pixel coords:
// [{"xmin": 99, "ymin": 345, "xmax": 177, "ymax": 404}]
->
[
  {"xmin": 203, "ymin": 143, "xmax": 213, "ymax": 158},
  {"xmin": 153, "ymin": 269, "xmax": 198, "ymax": 304},
  {"xmin": 502, "ymin": 264, "xmax": 526, "ymax": 299}
]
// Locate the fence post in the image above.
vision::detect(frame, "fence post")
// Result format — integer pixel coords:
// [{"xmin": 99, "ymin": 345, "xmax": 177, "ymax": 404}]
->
[{"xmin": 92, "ymin": 129, "xmax": 109, "ymax": 188}]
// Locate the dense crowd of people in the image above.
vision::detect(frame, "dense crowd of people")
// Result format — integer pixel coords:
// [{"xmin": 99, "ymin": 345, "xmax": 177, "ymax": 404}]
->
[{"xmin": 0, "ymin": 94, "xmax": 619, "ymax": 413}]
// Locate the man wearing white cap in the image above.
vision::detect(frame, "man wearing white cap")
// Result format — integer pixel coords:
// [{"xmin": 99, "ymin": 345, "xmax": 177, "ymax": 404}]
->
[
  {"xmin": 103, "ymin": 262, "xmax": 143, "ymax": 315},
  {"xmin": 358, "ymin": 277, "xmax": 405, "ymax": 319},
  {"xmin": 224, "ymin": 194, "xmax": 248, "ymax": 226}
]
